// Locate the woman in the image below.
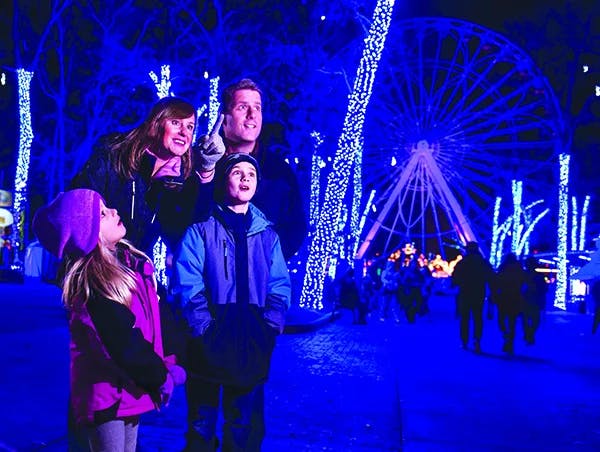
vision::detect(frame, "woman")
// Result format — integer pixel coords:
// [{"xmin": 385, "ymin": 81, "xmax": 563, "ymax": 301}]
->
[{"xmin": 70, "ymin": 96, "xmax": 196, "ymax": 254}]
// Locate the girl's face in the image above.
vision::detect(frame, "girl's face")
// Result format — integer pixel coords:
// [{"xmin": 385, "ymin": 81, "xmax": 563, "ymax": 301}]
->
[
  {"xmin": 161, "ymin": 114, "xmax": 196, "ymax": 157},
  {"xmin": 99, "ymin": 200, "xmax": 126, "ymax": 248},
  {"xmin": 224, "ymin": 162, "xmax": 258, "ymax": 209}
]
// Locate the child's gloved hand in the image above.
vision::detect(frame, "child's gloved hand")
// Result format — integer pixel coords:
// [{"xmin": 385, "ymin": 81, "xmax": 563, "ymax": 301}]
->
[
  {"xmin": 158, "ymin": 363, "xmax": 186, "ymax": 408},
  {"xmin": 167, "ymin": 363, "xmax": 187, "ymax": 386},
  {"xmin": 159, "ymin": 373, "xmax": 174, "ymax": 407}
]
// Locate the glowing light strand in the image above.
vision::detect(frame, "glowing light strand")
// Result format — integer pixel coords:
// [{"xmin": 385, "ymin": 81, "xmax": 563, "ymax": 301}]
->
[
  {"xmin": 208, "ymin": 76, "xmax": 220, "ymax": 133},
  {"xmin": 148, "ymin": 64, "xmax": 171, "ymax": 286},
  {"xmin": 570, "ymin": 196, "xmax": 578, "ymax": 251},
  {"xmin": 490, "ymin": 197, "xmax": 502, "ymax": 268},
  {"xmin": 511, "ymin": 180, "xmax": 522, "ymax": 254},
  {"xmin": 152, "ymin": 238, "xmax": 168, "ymax": 287},
  {"xmin": 496, "ymin": 219, "xmax": 512, "ymax": 265},
  {"xmin": 516, "ymin": 208, "xmax": 550, "ymax": 257},
  {"xmin": 555, "ymin": 153, "xmax": 570, "ymax": 310},
  {"xmin": 579, "ymin": 195, "xmax": 590, "ymax": 251},
  {"xmin": 354, "ymin": 189, "xmax": 377, "ymax": 259},
  {"xmin": 309, "ymin": 131, "xmax": 324, "ymax": 227},
  {"xmin": 300, "ymin": 0, "xmax": 395, "ymax": 310},
  {"xmin": 12, "ymin": 68, "xmax": 35, "ymax": 262},
  {"xmin": 349, "ymin": 136, "xmax": 364, "ymax": 265},
  {"xmin": 149, "ymin": 65, "xmax": 172, "ymax": 99}
]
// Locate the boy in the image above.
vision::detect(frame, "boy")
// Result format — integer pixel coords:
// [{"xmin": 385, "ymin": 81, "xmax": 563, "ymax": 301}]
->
[{"xmin": 173, "ymin": 153, "xmax": 291, "ymax": 451}]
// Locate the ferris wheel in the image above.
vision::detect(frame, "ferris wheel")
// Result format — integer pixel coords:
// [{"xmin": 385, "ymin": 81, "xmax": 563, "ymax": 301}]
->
[{"xmin": 356, "ymin": 17, "xmax": 565, "ymax": 260}]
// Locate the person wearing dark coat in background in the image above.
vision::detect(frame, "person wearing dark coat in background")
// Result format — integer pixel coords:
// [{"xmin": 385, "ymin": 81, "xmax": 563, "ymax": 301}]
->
[
  {"xmin": 396, "ymin": 256, "xmax": 423, "ymax": 324},
  {"xmin": 452, "ymin": 242, "xmax": 495, "ymax": 353},
  {"xmin": 590, "ymin": 278, "xmax": 600, "ymax": 334},
  {"xmin": 171, "ymin": 78, "xmax": 307, "ymax": 262},
  {"xmin": 337, "ymin": 267, "xmax": 367, "ymax": 325},
  {"xmin": 522, "ymin": 256, "xmax": 548, "ymax": 344},
  {"xmin": 379, "ymin": 260, "xmax": 400, "ymax": 323},
  {"xmin": 495, "ymin": 253, "xmax": 527, "ymax": 354}
]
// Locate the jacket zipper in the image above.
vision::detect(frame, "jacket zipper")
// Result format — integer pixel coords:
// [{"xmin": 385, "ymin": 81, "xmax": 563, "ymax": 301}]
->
[
  {"xmin": 223, "ymin": 239, "xmax": 228, "ymax": 280},
  {"xmin": 130, "ymin": 180, "xmax": 136, "ymax": 221}
]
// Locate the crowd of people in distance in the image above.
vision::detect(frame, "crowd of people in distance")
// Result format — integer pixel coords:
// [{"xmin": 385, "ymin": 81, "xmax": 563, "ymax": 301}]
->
[
  {"xmin": 334, "ymin": 250, "xmax": 435, "ymax": 326},
  {"xmin": 333, "ymin": 241, "xmax": 566, "ymax": 358}
]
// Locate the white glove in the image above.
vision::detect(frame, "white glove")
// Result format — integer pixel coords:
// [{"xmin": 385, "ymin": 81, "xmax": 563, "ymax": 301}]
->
[{"xmin": 194, "ymin": 114, "xmax": 225, "ymax": 172}]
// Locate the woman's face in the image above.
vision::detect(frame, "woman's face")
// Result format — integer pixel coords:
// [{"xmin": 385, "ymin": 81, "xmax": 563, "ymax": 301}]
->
[{"xmin": 161, "ymin": 114, "xmax": 196, "ymax": 157}]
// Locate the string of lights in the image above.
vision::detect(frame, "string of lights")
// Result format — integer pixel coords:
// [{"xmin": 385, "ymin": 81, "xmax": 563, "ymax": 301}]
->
[
  {"xmin": 490, "ymin": 197, "xmax": 502, "ymax": 268},
  {"xmin": 12, "ymin": 68, "xmax": 35, "ymax": 264},
  {"xmin": 579, "ymin": 195, "xmax": 590, "ymax": 251},
  {"xmin": 208, "ymin": 75, "xmax": 220, "ymax": 132},
  {"xmin": 555, "ymin": 153, "xmax": 570, "ymax": 310},
  {"xmin": 515, "ymin": 208, "xmax": 549, "ymax": 257},
  {"xmin": 309, "ymin": 131, "xmax": 324, "ymax": 227},
  {"xmin": 571, "ymin": 196, "xmax": 579, "ymax": 251},
  {"xmin": 511, "ymin": 180, "xmax": 522, "ymax": 254},
  {"xmin": 149, "ymin": 65, "xmax": 171, "ymax": 287},
  {"xmin": 149, "ymin": 65, "xmax": 172, "ymax": 99}
]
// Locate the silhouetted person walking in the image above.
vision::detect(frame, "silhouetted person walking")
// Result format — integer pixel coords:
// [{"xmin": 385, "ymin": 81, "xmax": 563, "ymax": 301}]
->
[
  {"xmin": 452, "ymin": 242, "xmax": 495, "ymax": 353},
  {"xmin": 495, "ymin": 253, "xmax": 526, "ymax": 354},
  {"xmin": 522, "ymin": 256, "xmax": 548, "ymax": 344},
  {"xmin": 591, "ymin": 279, "xmax": 600, "ymax": 334}
]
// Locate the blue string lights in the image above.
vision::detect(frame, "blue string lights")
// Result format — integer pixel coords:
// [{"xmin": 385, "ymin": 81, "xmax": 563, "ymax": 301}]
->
[
  {"xmin": 208, "ymin": 76, "xmax": 220, "ymax": 132},
  {"xmin": 148, "ymin": 64, "xmax": 172, "ymax": 287},
  {"xmin": 555, "ymin": 153, "xmax": 570, "ymax": 310},
  {"xmin": 490, "ymin": 185, "xmax": 549, "ymax": 268},
  {"xmin": 490, "ymin": 197, "xmax": 502, "ymax": 268},
  {"xmin": 149, "ymin": 65, "xmax": 172, "ymax": 99},
  {"xmin": 300, "ymin": 0, "xmax": 395, "ymax": 310},
  {"xmin": 579, "ymin": 196, "xmax": 591, "ymax": 251},
  {"xmin": 12, "ymin": 68, "xmax": 35, "ymax": 265},
  {"xmin": 309, "ymin": 131, "xmax": 324, "ymax": 228}
]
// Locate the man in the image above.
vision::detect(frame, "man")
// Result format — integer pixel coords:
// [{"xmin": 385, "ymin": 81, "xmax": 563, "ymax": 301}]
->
[
  {"xmin": 452, "ymin": 241, "xmax": 495, "ymax": 353},
  {"xmin": 179, "ymin": 78, "xmax": 307, "ymax": 261}
]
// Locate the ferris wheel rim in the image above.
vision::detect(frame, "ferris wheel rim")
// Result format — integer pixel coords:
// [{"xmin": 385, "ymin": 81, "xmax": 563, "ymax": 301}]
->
[{"xmin": 358, "ymin": 16, "xmax": 565, "ymax": 257}]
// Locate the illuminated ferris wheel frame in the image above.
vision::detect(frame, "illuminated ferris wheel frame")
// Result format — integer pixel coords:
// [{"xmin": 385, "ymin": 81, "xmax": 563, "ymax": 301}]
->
[{"xmin": 357, "ymin": 17, "xmax": 564, "ymax": 259}]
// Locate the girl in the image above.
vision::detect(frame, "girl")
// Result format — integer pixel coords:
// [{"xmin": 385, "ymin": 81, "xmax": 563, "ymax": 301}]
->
[{"xmin": 32, "ymin": 188, "xmax": 185, "ymax": 451}]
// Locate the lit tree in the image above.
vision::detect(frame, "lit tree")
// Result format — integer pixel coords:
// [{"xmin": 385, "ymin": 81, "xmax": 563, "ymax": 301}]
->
[{"xmin": 301, "ymin": 0, "xmax": 396, "ymax": 310}]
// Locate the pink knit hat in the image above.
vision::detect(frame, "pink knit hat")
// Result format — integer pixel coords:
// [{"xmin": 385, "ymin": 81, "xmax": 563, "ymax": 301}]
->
[{"xmin": 32, "ymin": 189, "xmax": 103, "ymax": 258}]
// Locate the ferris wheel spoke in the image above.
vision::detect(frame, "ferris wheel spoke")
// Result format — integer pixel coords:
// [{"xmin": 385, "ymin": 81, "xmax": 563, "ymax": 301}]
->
[
  {"xmin": 424, "ymin": 33, "xmax": 447, "ymax": 127},
  {"xmin": 460, "ymin": 86, "xmax": 543, "ymax": 133},
  {"xmin": 443, "ymin": 70, "xmax": 517, "ymax": 124}
]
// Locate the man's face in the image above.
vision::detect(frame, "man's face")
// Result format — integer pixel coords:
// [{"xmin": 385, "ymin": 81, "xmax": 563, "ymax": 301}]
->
[
  {"xmin": 224, "ymin": 161, "xmax": 258, "ymax": 206},
  {"xmin": 222, "ymin": 89, "xmax": 262, "ymax": 149}
]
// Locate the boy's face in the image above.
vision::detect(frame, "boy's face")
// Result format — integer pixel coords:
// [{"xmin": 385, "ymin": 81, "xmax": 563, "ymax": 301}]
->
[{"xmin": 224, "ymin": 161, "xmax": 258, "ymax": 207}]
